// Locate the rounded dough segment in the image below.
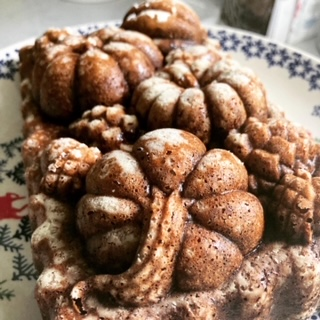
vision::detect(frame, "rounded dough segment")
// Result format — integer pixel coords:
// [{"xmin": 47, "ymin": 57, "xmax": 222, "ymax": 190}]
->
[
  {"xmin": 40, "ymin": 53, "xmax": 78, "ymax": 120},
  {"xmin": 190, "ymin": 190, "xmax": 264, "ymax": 254},
  {"xmin": 175, "ymin": 223, "xmax": 243, "ymax": 291},
  {"xmin": 183, "ymin": 149, "xmax": 248, "ymax": 199},
  {"xmin": 77, "ymin": 49, "xmax": 129, "ymax": 111},
  {"xmin": 86, "ymin": 150, "xmax": 150, "ymax": 205},
  {"xmin": 132, "ymin": 128, "xmax": 206, "ymax": 193}
]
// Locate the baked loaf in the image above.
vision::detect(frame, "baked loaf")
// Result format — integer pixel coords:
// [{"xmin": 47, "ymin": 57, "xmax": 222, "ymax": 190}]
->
[
  {"xmin": 69, "ymin": 104, "xmax": 140, "ymax": 153},
  {"xmin": 121, "ymin": 0, "xmax": 208, "ymax": 54},
  {"xmin": 18, "ymin": 0, "xmax": 320, "ymax": 319}
]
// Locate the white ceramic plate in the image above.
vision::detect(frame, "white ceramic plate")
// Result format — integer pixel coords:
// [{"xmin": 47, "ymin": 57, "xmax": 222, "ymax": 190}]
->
[{"xmin": 0, "ymin": 23, "xmax": 319, "ymax": 320}]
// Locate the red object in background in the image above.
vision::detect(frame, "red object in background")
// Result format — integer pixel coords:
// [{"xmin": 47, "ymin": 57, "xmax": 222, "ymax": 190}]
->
[{"xmin": 0, "ymin": 193, "xmax": 28, "ymax": 220}]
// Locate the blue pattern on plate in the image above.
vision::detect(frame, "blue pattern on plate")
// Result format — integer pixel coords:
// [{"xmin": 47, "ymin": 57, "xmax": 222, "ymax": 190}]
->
[
  {"xmin": 0, "ymin": 55, "xmax": 19, "ymax": 81},
  {"xmin": 208, "ymin": 29, "xmax": 320, "ymax": 91},
  {"xmin": 312, "ymin": 105, "xmax": 320, "ymax": 117},
  {"xmin": 265, "ymin": 45, "xmax": 291, "ymax": 68},
  {"xmin": 241, "ymin": 37, "xmax": 267, "ymax": 59}
]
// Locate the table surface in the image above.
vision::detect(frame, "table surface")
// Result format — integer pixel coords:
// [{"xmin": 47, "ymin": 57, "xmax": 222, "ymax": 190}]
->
[{"xmin": 0, "ymin": 0, "xmax": 319, "ymax": 58}]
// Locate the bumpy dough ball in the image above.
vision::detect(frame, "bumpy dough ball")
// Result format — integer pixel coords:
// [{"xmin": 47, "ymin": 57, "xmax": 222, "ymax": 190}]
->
[
  {"xmin": 40, "ymin": 137, "xmax": 101, "ymax": 199},
  {"xmin": 70, "ymin": 104, "xmax": 139, "ymax": 153}
]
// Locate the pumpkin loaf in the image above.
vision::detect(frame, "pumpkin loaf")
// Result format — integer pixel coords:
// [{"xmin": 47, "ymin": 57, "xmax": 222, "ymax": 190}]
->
[{"xmin": 18, "ymin": 0, "xmax": 319, "ymax": 319}]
